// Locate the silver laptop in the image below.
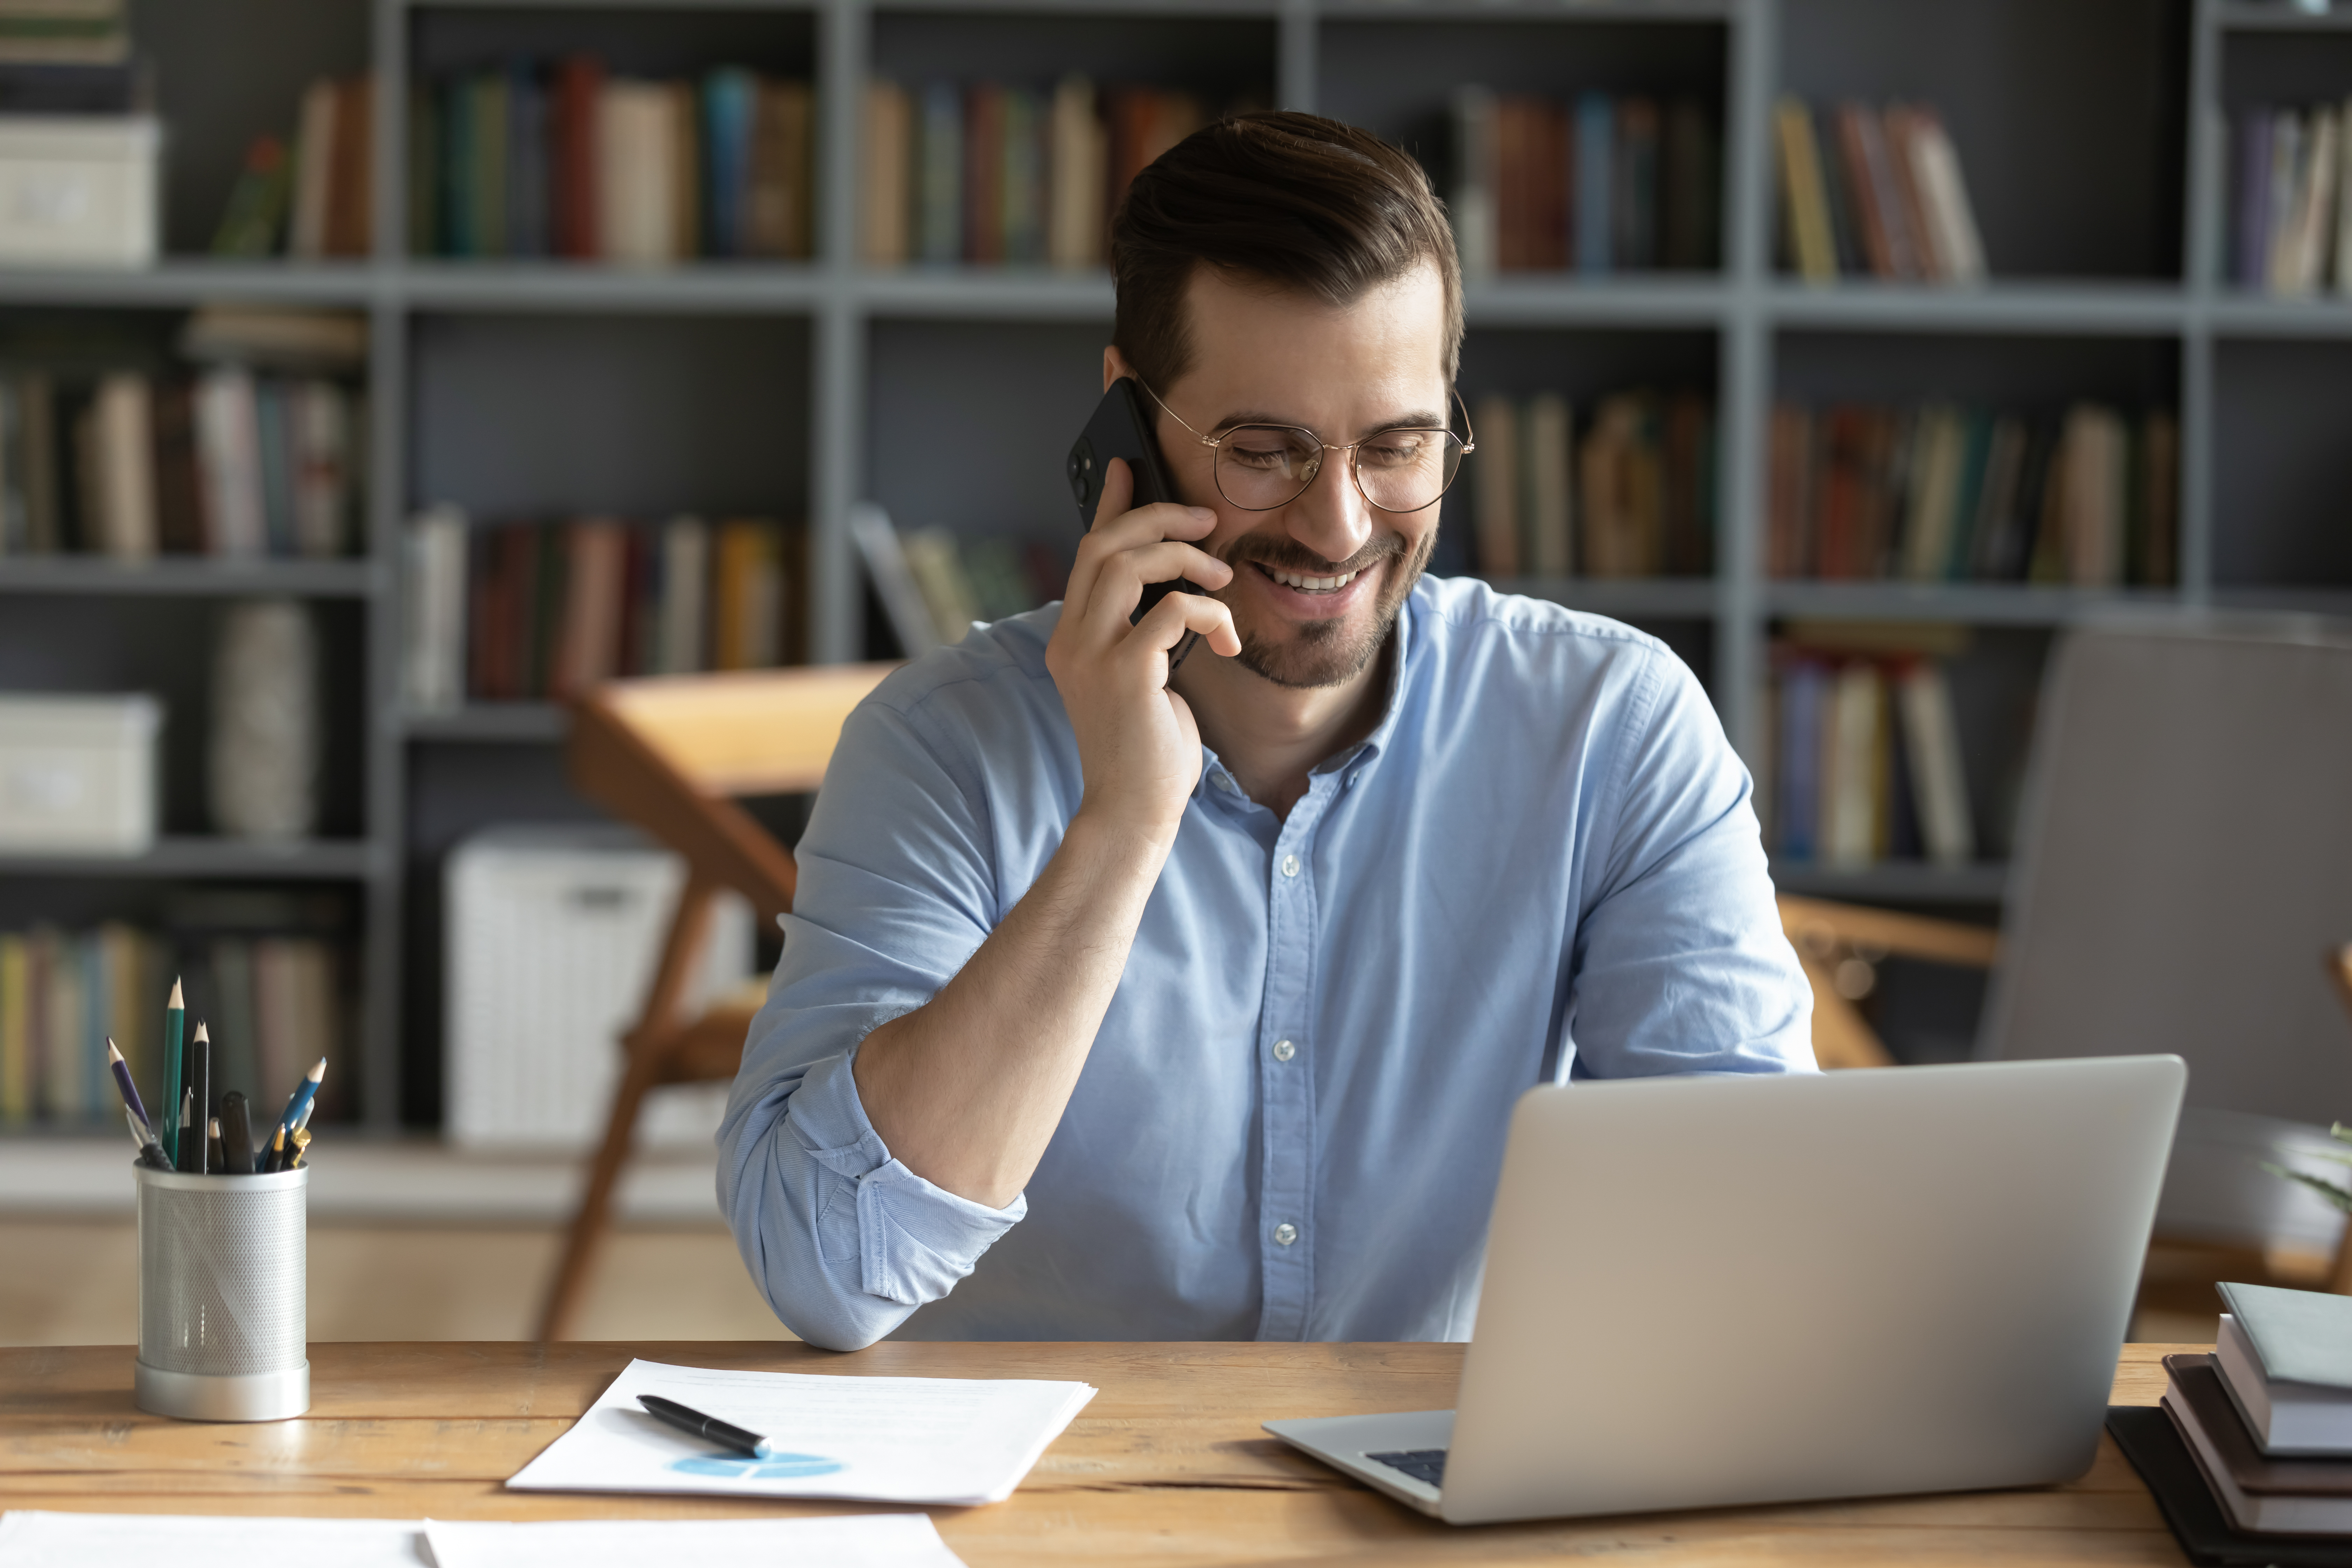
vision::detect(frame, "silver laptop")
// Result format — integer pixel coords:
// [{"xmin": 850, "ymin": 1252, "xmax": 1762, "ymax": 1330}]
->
[{"xmin": 1265, "ymin": 1055, "xmax": 2185, "ymax": 1525}]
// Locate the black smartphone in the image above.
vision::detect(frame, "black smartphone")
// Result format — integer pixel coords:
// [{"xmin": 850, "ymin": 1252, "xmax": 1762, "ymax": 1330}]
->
[{"xmin": 1066, "ymin": 377, "xmax": 1206, "ymax": 665}]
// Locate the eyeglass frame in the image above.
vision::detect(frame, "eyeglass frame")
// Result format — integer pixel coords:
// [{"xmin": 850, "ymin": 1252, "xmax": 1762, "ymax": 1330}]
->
[{"xmin": 1134, "ymin": 378, "xmax": 1477, "ymax": 515}]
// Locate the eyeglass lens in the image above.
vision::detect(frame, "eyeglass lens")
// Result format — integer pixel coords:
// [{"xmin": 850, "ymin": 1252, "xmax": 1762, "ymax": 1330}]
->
[{"xmin": 1214, "ymin": 426, "xmax": 1464, "ymax": 514}]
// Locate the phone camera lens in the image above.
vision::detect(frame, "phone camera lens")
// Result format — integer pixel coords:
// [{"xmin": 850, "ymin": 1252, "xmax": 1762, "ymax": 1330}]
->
[{"xmin": 1067, "ymin": 441, "xmax": 1094, "ymax": 504}]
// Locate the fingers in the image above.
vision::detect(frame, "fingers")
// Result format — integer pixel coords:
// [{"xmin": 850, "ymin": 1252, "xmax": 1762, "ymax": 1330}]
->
[
  {"xmin": 1133, "ymin": 581, "xmax": 1242, "ymax": 663},
  {"xmin": 1076, "ymin": 541, "xmax": 1233, "ymax": 639},
  {"xmin": 1064, "ymin": 458, "xmax": 1219, "ymax": 616}
]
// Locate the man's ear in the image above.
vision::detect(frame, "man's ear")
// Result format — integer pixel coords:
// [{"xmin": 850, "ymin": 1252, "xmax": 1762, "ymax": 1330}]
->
[{"xmin": 1103, "ymin": 344, "xmax": 1134, "ymax": 392}]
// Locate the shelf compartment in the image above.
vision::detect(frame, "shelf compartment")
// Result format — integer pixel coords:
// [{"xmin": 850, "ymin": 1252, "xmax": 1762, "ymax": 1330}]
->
[
  {"xmin": 2213, "ymin": 337, "xmax": 2352, "ymax": 590},
  {"xmin": 410, "ymin": 312, "xmax": 811, "ymax": 519},
  {"xmin": 0, "ymin": 837, "xmax": 375, "ymax": 880},
  {"xmin": 0, "ymin": 558, "xmax": 374, "ymax": 598},
  {"xmin": 1779, "ymin": 0, "xmax": 2189, "ymax": 282}
]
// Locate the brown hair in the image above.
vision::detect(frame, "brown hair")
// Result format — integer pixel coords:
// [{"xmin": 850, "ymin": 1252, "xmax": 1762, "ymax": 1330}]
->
[{"xmin": 1108, "ymin": 111, "xmax": 1463, "ymax": 398}]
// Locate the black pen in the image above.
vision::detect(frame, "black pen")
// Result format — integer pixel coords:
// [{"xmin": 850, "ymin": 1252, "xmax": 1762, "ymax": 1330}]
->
[
  {"xmin": 219, "ymin": 1091, "xmax": 254, "ymax": 1175},
  {"xmin": 637, "ymin": 1394, "xmax": 770, "ymax": 1458}
]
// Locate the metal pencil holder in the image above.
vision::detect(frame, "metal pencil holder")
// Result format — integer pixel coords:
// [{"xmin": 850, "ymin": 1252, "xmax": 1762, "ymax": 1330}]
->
[{"xmin": 134, "ymin": 1161, "xmax": 310, "ymax": 1421}]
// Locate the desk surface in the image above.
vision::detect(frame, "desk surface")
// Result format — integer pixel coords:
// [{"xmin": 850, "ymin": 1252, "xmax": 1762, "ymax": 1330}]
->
[{"xmin": 2, "ymin": 1340, "xmax": 2192, "ymax": 1565}]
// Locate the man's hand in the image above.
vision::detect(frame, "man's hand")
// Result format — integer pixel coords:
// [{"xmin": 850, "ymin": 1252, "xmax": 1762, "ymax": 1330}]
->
[{"xmin": 1044, "ymin": 458, "xmax": 1240, "ymax": 846}]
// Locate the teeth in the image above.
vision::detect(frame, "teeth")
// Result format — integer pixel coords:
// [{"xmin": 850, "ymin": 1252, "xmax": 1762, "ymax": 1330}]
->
[{"xmin": 1269, "ymin": 567, "xmax": 1359, "ymax": 592}]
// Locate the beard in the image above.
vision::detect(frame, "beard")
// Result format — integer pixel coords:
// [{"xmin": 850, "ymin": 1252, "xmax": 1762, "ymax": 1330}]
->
[{"xmin": 1218, "ymin": 525, "xmax": 1438, "ymax": 690}]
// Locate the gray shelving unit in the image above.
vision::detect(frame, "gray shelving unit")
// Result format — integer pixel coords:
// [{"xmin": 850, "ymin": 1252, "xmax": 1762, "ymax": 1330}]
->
[{"xmin": 4, "ymin": 0, "xmax": 2348, "ymax": 1127}]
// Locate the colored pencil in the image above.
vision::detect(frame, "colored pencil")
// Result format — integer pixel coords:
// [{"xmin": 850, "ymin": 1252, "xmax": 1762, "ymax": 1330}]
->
[
  {"xmin": 162, "ymin": 978, "xmax": 184, "ymax": 1166},
  {"xmin": 106, "ymin": 1038, "xmax": 150, "ymax": 1136}
]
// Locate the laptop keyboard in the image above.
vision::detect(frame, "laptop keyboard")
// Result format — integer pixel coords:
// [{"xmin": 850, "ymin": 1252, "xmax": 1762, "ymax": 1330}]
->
[{"xmin": 1366, "ymin": 1448, "xmax": 1448, "ymax": 1488}]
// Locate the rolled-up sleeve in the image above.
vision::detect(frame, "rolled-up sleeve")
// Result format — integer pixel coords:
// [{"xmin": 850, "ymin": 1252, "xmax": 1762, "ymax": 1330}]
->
[
  {"xmin": 1566, "ymin": 646, "xmax": 1815, "ymax": 1078},
  {"xmin": 716, "ymin": 687, "xmax": 1030, "ymax": 1351}
]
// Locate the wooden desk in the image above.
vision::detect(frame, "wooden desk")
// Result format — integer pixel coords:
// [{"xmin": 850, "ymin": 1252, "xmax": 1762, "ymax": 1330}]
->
[{"xmin": 2, "ymin": 1341, "xmax": 2194, "ymax": 1564}]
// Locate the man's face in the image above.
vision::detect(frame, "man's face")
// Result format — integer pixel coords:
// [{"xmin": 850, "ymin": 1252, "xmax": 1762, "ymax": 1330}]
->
[{"xmin": 1149, "ymin": 261, "xmax": 1451, "ymax": 690}]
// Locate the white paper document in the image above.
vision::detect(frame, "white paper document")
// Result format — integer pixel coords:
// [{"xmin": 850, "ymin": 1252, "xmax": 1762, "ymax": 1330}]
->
[
  {"xmin": 503, "ymin": 1358, "xmax": 1098, "ymax": 1506},
  {"xmin": 426, "ymin": 1514, "xmax": 968, "ymax": 1567},
  {"xmin": 0, "ymin": 1512, "xmax": 430, "ymax": 1567}
]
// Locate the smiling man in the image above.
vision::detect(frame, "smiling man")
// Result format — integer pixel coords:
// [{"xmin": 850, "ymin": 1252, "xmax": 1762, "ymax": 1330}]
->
[{"xmin": 719, "ymin": 112, "xmax": 1812, "ymax": 1352}]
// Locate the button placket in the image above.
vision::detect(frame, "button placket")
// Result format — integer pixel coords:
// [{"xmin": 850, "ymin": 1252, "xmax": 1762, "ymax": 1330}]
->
[{"xmin": 1254, "ymin": 785, "xmax": 1327, "ymax": 1341}]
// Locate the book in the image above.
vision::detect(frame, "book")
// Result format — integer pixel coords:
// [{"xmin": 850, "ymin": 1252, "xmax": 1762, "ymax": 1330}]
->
[
  {"xmin": 1449, "ymin": 86, "xmax": 1497, "ymax": 281},
  {"xmin": 712, "ymin": 518, "xmax": 784, "ymax": 671},
  {"xmin": 289, "ymin": 77, "xmax": 337, "ymax": 259},
  {"xmin": 1575, "ymin": 91, "xmax": 1613, "ymax": 275},
  {"xmin": 1823, "ymin": 659, "xmax": 1885, "ymax": 868},
  {"xmin": 748, "ymin": 78, "xmax": 812, "ymax": 259},
  {"xmin": 1773, "ymin": 97, "xmax": 1836, "ymax": 282},
  {"xmin": 2217, "ymin": 1310, "xmax": 2352, "ymax": 1457},
  {"xmin": 1769, "ymin": 395, "xmax": 2174, "ymax": 587},
  {"xmin": 1895, "ymin": 661, "xmax": 1973, "ymax": 867},
  {"xmin": 1046, "ymin": 75, "xmax": 1104, "ymax": 270},
  {"xmin": 79, "ymin": 371, "xmax": 152, "ymax": 560},
  {"xmin": 864, "ymin": 79, "xmax": 912, "ymax": 266},
  {"xmin": 918, "ymin": 80, "xmax": 962, "ymax": 265},
  {"xmin": 2110, "ymin": 1404, "xmax": 2352, "ymax": 1568},
  {"xmin": 1613, "ymin": 96, "xmax": 1659, "ymax": 272},
  {"xmin": 552, "ymin": 517, "xmax": 626, "ymax": 698},
  {"xmin": 900, "ymin": 526, "xmax": 979, "ymax": 645},
  {"xmin": 962, "ymin": 81, "xmax": 1005, "ymax": 265},
  {"xmin": 328, "ymin": 75, "xmax": 372, "ymax": 258},
  {"xmin": 1471, "ymin": 391, "xmax": 1518, "ymax": 576},
  {"xmin": 402, "ymin": 504, "xmax": 469, "ymax": 713},
  {"xmin": 1893, "ymin": 105, "xmax": 1985, "ymax": 283},
  {"xmin": 194, "ymin": 368, "xmax": 265, "ymax": 557},
  {"xmin": 849, "ymin": 502, "xmax": 941, "ymax": 659},
  {"xmin": 597, "ymin": 79, "xmax": 675, "ymax": 264},
  {"xmin": 1001, "ymin": 86, "xmax": 1045, "ymax": 266},
  {"xmin": 1522, "ymin": 392, "xmax": 1572, "ymax": 578},
  {"xmin": 2166, "ymin": 1355, "xmax": 2352, "ymax": 1534},
  {"xmin": 2220, "ymin": 1285, "xmax": 2352, "ymax": 1393}
]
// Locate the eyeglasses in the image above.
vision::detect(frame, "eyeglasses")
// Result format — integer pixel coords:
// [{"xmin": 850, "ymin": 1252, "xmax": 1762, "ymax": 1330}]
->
[{"xmin": 1136, "ymin": 379, "xmax": 1476, "ymax": 515}]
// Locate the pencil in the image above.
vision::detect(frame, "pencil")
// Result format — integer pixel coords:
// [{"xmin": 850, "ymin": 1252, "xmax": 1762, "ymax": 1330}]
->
[
  {"xmin": 264, "ymin": 1125, "xmax": 286, "ymax": 1174},
  {"xmin": 206, "ymin": 1117, "xmax": 224, "ymax": 1176},
  {"xmin": 106, "ymin": 1039, "xmax": 150, "ymax": 1137},
  {"xmin": 190, "ymin": 1023, "xmax": 211, "ymax": 1176},
  {"xmin": 272, "ymin": 1058, "xmax": 326, "ymax": 1149},
  {"xmin": 175, "ymin": 1088, "xmax": 197, "ymax": 1174},
  {"xmin": 162, "ymin": 978, "xmax": 184, "ymax": 1167}
]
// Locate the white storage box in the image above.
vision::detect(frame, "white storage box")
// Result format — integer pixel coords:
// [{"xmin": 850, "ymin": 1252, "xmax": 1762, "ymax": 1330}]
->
[
  {"xmin": 0, "ymin": 115, "xmax": 159, "ymax": 267},
  {"xmin": 446, "ymin": 826, "xmax": 756, "ymax": 1151},
  {"xmin": 0, "ymin": 692, "xmax": 161, "ymax": 853}
]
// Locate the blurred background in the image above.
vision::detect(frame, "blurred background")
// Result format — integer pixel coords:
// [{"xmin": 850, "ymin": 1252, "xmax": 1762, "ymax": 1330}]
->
[{"xmin": 2, "ymin": 0, "xmax": 2351, "ymax": 1347}]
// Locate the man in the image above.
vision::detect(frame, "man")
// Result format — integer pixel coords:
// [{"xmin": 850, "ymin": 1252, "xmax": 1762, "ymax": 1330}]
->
[{"xmin": 720, "ymin": 112, "xmax": 1811, "ymax": 1353}]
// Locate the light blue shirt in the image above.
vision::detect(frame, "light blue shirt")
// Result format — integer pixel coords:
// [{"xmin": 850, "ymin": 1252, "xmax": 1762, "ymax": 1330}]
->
[{"xmin": 719, "ymin": 576, "xmax": 1812, "ymax": 1352}]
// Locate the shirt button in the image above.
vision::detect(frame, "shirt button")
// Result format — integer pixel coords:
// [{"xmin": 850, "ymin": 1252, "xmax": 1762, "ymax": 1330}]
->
[
  {"xmin": 1281, "ymin": 854, "xmax": 1300, "ymax": 878},
  {"xmin": 1272, "ymin": 1222, "xmax": 1299, "ymax": 1246},
  {"xmin": 1272, "ymin": 1038, "xmax": 1296, "ymax": 1062}
]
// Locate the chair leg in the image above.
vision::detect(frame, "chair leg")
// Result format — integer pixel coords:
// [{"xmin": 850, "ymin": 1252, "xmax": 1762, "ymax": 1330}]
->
[
  {"xmin": 537, "ymin": 876, "xmax": 720, "ymax": 1342},
  {"xmin": 538, "ymin": 1043, "xmax": 663, "ymax": 1342},
  {"xmin": 1794, "ymin": 951, "xmax": 1896, "ymax": 1070}
]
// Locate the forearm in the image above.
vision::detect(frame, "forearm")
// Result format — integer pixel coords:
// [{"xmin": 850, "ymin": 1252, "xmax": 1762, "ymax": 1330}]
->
[{"xmin": 852, "ymin": 809, "xmax": 1171, "ymax": 1207}]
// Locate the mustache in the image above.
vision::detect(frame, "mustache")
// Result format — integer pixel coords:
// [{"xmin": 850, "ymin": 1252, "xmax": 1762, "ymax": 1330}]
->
[{"xmin": 1218, "ymin": 535, "xmax": 1406, "ymax": 578}]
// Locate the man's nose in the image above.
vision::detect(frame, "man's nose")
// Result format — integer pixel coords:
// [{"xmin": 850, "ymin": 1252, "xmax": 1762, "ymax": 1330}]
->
[{"xmin": 1284, "ymin": 446, "xmax": 1375, "ymax": 566}]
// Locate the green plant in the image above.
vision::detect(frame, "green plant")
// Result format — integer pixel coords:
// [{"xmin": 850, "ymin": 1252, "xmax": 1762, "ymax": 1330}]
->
[{"xmin": 2264, "ymin": 1124, "xmax": 2352, "ymax": 1215}]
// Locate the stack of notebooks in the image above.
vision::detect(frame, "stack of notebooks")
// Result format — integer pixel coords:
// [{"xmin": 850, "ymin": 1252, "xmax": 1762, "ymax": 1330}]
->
[{"xmin": 2115, "ymin": 1282, "xmax": 2352, "ymax": 1564}]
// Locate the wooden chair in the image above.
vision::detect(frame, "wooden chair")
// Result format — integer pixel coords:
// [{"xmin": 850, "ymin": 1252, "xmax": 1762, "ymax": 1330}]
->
[
  {"xmin": 1776, "ymin": 893, "xmax": 1998, "ymax": 1071},
  {"xmin": 537, "ymin": 662, "xmax": 897, "ymax": 1342}
]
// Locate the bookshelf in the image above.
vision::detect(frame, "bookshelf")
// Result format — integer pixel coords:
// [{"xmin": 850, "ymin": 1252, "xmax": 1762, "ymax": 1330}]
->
[{"xmin": 3, "ymin": 0, "xmax": 2347, "ymax": 1129}]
